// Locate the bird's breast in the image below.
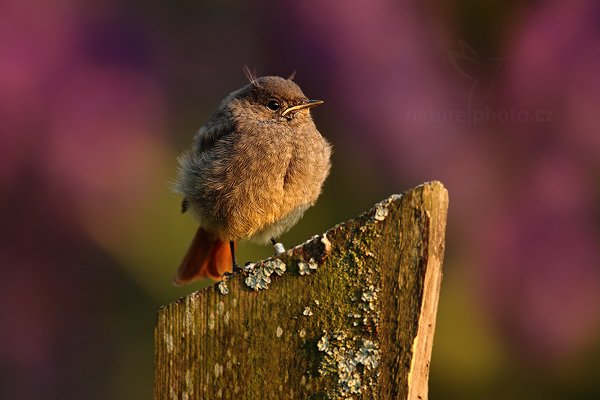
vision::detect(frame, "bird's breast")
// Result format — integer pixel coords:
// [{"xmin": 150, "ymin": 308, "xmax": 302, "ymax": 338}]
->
[{"xmin": 193, "ymin": 122, "xmax": 330, "ymax": 240}]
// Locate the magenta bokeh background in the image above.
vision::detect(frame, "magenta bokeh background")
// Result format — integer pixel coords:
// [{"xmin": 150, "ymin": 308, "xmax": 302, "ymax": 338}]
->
[{"xmin": 1, "ymin": 1, "xmax": 599, "ymax": 398}]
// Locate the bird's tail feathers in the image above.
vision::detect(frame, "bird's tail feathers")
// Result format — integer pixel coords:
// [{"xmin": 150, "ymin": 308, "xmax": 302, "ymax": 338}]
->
[{"xmin": 173, "ymin": 227, "xmax": 233, "ymax": 285}]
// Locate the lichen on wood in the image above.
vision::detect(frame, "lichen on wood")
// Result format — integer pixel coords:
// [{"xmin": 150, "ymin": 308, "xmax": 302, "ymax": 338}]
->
[{"xmin": 155, "ymin": 181, "xmax": 448, "ymax": 400}]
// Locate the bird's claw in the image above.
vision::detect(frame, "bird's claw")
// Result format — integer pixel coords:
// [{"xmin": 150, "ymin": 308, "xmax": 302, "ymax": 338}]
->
[{"xmin": 271, "ymin": 237, "xmax": 285, "ymax": 255}]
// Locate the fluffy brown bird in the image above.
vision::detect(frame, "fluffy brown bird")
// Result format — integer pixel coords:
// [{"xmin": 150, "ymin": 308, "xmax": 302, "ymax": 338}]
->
[{"xmin": 173, "ymin": 73, "xmax": 331, "ymax": 284}]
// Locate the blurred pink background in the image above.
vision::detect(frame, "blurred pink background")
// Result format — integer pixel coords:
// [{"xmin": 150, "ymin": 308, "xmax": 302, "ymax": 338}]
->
[{"xmin": 2, "ymin": 1, "xmax": 600, "ymax": 398}]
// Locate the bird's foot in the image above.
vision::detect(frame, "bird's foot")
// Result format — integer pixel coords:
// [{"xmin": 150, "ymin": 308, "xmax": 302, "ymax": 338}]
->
[
  {"xmin": 227, "ymin": 262, "xmax": 256, "ymax": 278},
  {"xmin": 271, "ymin": 237, "xmax": 285, "ymax": 255},
  {"xmin": 221, "ymin": 261, "xmax": 244, "ymax": 280}
]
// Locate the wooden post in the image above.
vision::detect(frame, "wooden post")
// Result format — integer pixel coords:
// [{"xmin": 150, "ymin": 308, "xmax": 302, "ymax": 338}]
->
[{"xmin": 155, "ymin": 181, "xmax": 448, "ymax": 399}]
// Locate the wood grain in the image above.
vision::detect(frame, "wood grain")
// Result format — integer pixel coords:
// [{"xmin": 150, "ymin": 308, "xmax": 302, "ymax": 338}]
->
[{"xmin": 155, "ymin": 181, "xmax": 448, "ymax": 399}]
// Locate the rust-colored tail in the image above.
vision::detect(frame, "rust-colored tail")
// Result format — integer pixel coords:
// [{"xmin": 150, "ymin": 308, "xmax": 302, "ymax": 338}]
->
[{"xmin": 173, "ymin": 227, "xmax": 233, "ymax": 285}]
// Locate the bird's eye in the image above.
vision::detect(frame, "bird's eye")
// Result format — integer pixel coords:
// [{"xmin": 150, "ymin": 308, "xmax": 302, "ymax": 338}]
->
[{"xmin": 266, "ymin": 99, "xmax": 280, "ymax": 111}]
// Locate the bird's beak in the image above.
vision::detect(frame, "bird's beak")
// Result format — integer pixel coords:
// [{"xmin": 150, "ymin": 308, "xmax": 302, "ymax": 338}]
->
[{"xmin": 281, "ymin": 99, "xmax": 324, "ymax": 117}]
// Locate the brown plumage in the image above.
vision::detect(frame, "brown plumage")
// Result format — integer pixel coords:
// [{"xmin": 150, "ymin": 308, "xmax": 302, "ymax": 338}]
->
[{"xmin": 173, "ymin": 75, "xmax": 331, "ymax": 285}]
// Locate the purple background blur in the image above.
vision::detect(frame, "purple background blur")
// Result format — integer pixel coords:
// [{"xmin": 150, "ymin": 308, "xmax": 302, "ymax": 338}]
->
[{"xmin": 2, "ymin": 1, "xmax": 600, "ymax": 398}]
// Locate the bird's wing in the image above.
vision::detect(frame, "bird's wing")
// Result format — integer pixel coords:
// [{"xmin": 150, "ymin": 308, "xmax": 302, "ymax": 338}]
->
[
  {"xmin": 177, "ymin": 109, "xmax": 235, "ymax": 214},
  {"xmin": 193, "ymin": 108, "xmax": 235, "ymax": 153}
]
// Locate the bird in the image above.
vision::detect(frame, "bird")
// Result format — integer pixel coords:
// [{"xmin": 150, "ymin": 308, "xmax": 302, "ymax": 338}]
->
[{"xmin": 172, "ymin": 70, "xmax": 331, "ymax": 285}]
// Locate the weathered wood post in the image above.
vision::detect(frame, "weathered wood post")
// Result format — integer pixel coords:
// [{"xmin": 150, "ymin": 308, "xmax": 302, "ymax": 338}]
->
[{"xmin": 155, "ymin": 181, "xmax": 448, "ymax": 399}]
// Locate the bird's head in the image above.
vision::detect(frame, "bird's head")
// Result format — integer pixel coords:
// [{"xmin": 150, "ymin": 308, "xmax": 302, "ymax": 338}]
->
[{"xmin": 228, "ymin": 73, "xmax": 324, "ymax": 125}]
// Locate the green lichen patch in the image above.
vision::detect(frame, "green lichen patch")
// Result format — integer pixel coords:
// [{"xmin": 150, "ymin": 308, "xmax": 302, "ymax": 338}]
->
[
  {"xmin": 317, "ymin": 331, "xmax": 381, "ymax": 397},
  {"xmin": 244, "ymin": 258, "xmax": 287, "ymax": 290}
]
